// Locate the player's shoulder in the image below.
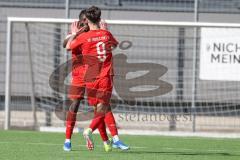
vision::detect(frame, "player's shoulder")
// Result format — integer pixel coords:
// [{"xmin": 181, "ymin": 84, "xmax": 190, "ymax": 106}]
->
[
  {"xmin": 75, "ymin": 31, "xmax": 89, "ymax": 41},
  {"xmin": 102, "ymin": 30, "xmax": 115, "ymax": 39},
  {"xmin": 98, "ymin": 29, "xmax": 112, "ymax": 35},
  {"xmin": 78, "ymin": 31, "xmax": 89, "ymax": 37},
  {"xmin": 77, "ymin": 30, "xmax": 112, "ymax": 39}
]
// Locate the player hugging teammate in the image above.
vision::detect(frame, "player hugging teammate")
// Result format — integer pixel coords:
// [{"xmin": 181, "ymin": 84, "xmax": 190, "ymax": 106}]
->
[{"xmin": 63, "ymin": 6, "xmax": 129, "ymax": 152}]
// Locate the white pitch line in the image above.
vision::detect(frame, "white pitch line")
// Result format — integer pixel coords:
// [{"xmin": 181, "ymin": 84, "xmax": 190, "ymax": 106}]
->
[
  {"xmin": 1, "ymin": 141, "xmax": 240, "ymax": 154},
  {"xmin": 39, "ymin": 127, "xmax": 240, "ymax": 139},
  {"xmin": 0, "ymin": 141, "xmax": 146, "ymax": 149},
  {"xmin": 157, "ymin": 147, "xmax": 240, "ymax": 154}
]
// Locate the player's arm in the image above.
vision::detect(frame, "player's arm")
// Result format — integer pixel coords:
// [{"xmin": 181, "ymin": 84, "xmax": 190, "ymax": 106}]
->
[
  {"xmin": 99, "ymin": 19, "xmax": 118, "ymax": 49},
  {"xmin": 63, "ymin": 33, "xmax": 73, "ymax": 48},
  {"xmin": 63, "ymin": 21, "xmax": 88, "ymax": 49},
  {"xmin": 101, "ymin": 20, "xmax": 118, "ymax": 49},
  {"xmin": 66, "ymin": 29, "xmax": 87, "ymax": 50},
  {"xmin": 99, "ymin": 19, "xmax": 108, "ymax": 30},
  {"xmin": 66, "ymin": 34, "xmax": 79, "ymax": 50},
  {"xmin": 64, "ymin": 28, "xmax": 86, "ymax": 49},
  {"xmin": 63, "ymin": 21, "xmax": 79, "ymax": 48},
  {"xmin": 110, "ymin": 33, "xmax": 119, "ymax": 49},
  {"xmin": 64, "ymin": 33, "xmax": 78, "ymax": 50}
]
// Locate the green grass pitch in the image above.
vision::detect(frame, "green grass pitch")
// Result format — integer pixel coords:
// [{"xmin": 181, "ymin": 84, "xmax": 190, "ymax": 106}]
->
[{"xmin": 0, "ymin": 130, "xmax": 239, "ymax": 160}]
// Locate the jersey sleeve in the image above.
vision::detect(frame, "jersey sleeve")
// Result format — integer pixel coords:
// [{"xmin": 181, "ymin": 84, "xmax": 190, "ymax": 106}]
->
[
  {"xmin": 109, "ymin": 32, "xmax": 118, "ymax": 47},
  {"xmin": 69, "ymin": 35, "xmax": 84, "ymax": 50},
  {"xmin": 65, "ymin": 32, "xmax": 72, "ymax": 39}
]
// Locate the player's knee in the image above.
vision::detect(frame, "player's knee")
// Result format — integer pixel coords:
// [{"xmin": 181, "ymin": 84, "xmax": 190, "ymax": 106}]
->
[
  {"xmin": 96, "ymin": 103, "xmax": 104, "ymax": 113},
  {"xmin": 96, "ymin": 103, "xmax": 110, "ymax": 113},
  {"xmin": 69, "ymin": 98, "xmax": 81, "ymax": 113}
]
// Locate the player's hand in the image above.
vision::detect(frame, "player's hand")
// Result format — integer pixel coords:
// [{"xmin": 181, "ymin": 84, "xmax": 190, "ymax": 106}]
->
[
  {"xmin": 99, "ymin": 19, "xmax": 108, "ymax": 30},
  {"xmin": 76, "ymin": 25, "xmax": 89, "ymax": 36},
  {"xmin": 71, "ymin": 21, "xmax": 80, "ymax": 33}
]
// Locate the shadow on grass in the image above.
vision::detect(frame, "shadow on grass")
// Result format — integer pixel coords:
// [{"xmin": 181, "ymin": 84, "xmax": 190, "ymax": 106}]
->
[
  {"xmin": 65, "ymin": 148, "xmax": 240, "ymax": 158},
  {"xmin": 125, "ymin": 150, "xmax": 240, "ymax": 157}
]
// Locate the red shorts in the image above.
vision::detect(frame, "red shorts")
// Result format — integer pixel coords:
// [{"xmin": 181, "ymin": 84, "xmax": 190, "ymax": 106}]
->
[
  {"xmin": 85, "ymin": 76, "xmax": 113, "ymax": 106},
  {"xmin": 68, "ymin": 71, "xmax": 86, "ymax": 100}
]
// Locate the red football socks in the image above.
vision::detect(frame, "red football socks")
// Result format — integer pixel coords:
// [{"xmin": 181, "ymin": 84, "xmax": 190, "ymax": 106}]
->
[
  {"xmin": 66, "ymin": 110, "xmax": 109, "ymax": 141},
  {"xmin": 104, "ymin": 111, "xmax": 118, "ymax": 136},
  {"xmin": 65, "ymin": 111, "xmax": 77, "ymax": 139},
  {"xmin": 89, "ymin": 112, "xmax": 105, "ymax": 131},
  {"xmin": 89, "ymin": 112, "xmax": 109, "ymax": 141},
  {"xmin": 97, "ymin": 120, "xmax": 109, "ymax": 141}
]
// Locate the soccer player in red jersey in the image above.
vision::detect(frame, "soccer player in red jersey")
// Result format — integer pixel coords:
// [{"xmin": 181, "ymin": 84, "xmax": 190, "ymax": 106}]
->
[
  {"xmin": 63, "ymin": 9, "xmax": 111, "ymax": 152},
  {"xmin": 66, "ymin": 6, "xmax": 129, "ymax": 150}
]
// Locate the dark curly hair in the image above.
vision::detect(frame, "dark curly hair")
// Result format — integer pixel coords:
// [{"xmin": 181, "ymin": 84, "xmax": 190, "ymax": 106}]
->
[{"xmin": 85, "ymin": 6, "xmax": 101, "ymax": 24}]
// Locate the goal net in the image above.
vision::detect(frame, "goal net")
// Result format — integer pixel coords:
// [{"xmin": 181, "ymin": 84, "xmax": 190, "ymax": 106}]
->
[{"xmin": 4, "ymin": 17, "xmax": 240, "ymax": 134}]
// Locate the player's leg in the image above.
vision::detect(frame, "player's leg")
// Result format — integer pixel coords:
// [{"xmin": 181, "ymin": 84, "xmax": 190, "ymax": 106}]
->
[
  {"xmin": 98, "ymin": 76, "xmax": 129, "ymax": 150},
  {"xmin": 83, "ymin": 80, "xmax": 111, "ymax": 151},
  {"xmin": 64, "ymin": 77, "xmax": 85, "ymax": 151},
  {"xmin": 84, "ymin": 78, "xmax": 112, "ymax": 151},
  {"xmin": 98, "ymin": 104, "xmax": 129, "ymax": 150},
  {"xmin": 83, "ymin": 104, "xmax": 110, "ymax": 151},
  {"xmin": 83, "ymin": 103, "xmax": 105, "ymax": 150},
  {"xmin": 97, "ymin": 119, "xmax": 112, "ymax": 152},
  {"xmin": 92, "ymin": 105, "xmax": 111, "ymax": 151},
  {"xmin": 64, "ymin": 98, "xmax": 81, "ymax": 151},
  {"xmin": 83, "ymin": 81, "xmax": 102, "ymax": 150},
  {"xmin": 97, "ymin": 119, "xmax": 108, "ymax": 142},
  {"xmin": 84, "ymin": 76, "xmax": 128, "ymax": 151},
  {"xmin": 85, "ymin": 103, "xmax": 129, "ymax": 150},
  {"xmin": 83, "ymin": 103, "xmax": 112, "ymax": 151},
  {"xmin": 93, "ymin": 104, "xmax": 113, "ymax": 152}
]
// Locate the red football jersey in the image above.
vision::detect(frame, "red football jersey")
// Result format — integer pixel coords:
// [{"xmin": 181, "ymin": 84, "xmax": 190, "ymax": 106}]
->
[
  {"xmin": 71, "ymin": 48, "xmax": 86, "ymax": 78},
  {"xmin": 69, "ymin": 29, "xmax": 118, "ymax": 79},
  {"xmin": 66, "ymin": 32, "xmax": 87, "ymax": 79}
]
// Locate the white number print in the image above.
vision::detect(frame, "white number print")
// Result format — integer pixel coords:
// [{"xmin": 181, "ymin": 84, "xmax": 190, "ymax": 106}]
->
[{"xmin": 96, "ymin": 42, "xmax": 107, "ymax": 62}]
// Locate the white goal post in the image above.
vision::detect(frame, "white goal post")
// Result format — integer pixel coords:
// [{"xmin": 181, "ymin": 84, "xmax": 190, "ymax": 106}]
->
[{"xmin": 4, "ymin": 17, "xmax": 240, "ymax": 135}]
